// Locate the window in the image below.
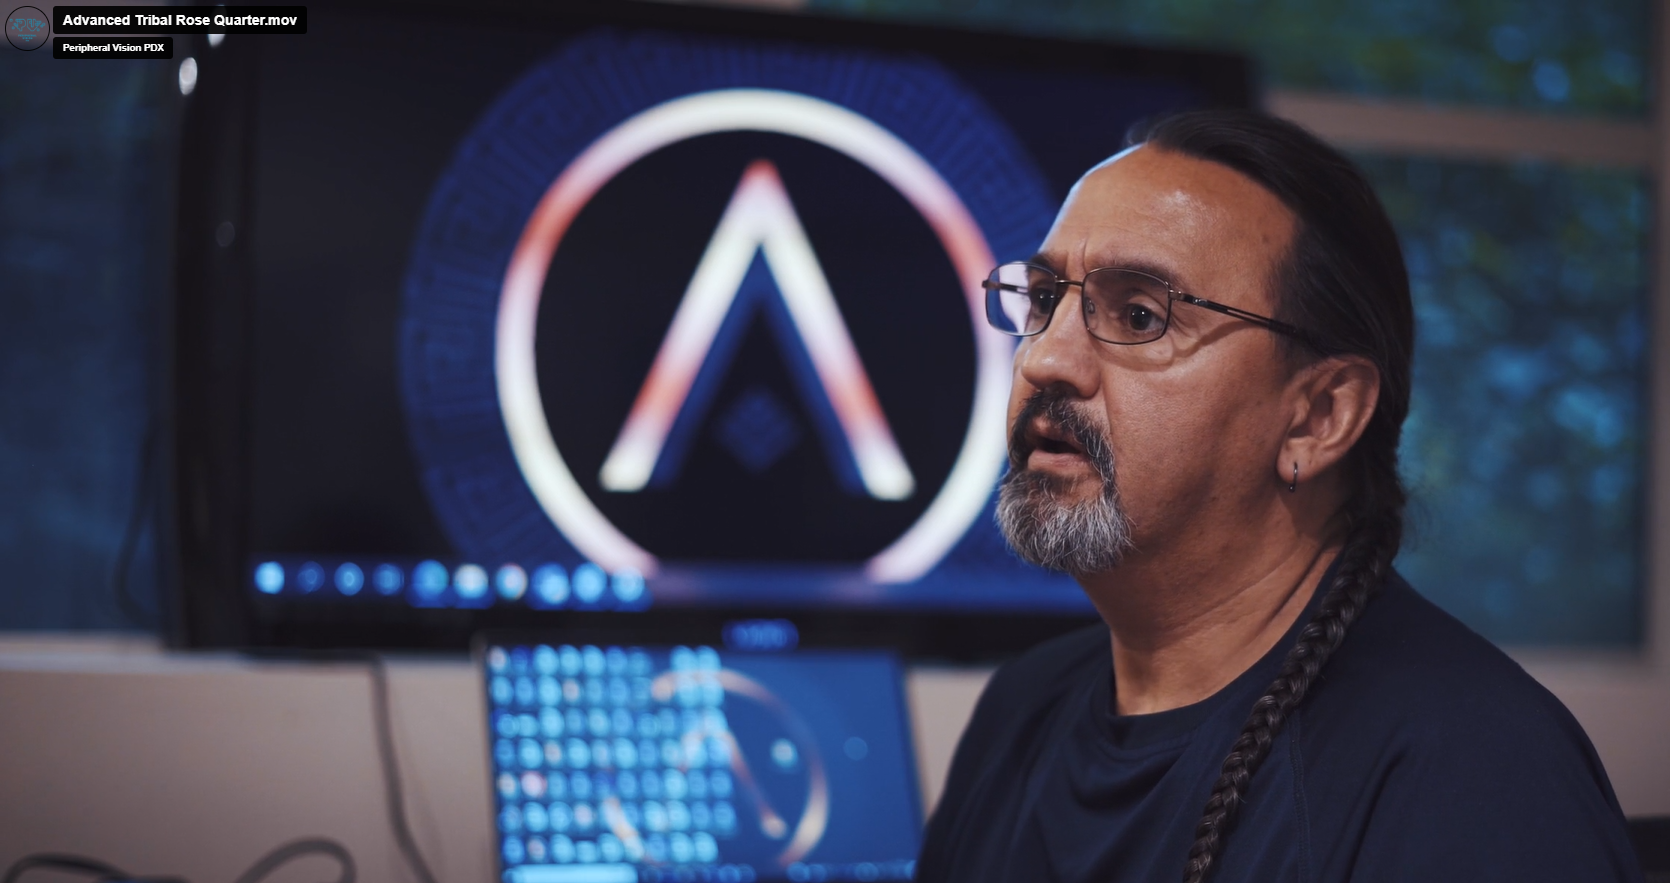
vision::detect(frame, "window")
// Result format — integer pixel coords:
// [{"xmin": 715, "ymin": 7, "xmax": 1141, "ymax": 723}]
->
[{"xmin": 1365, "ymin": 156, "xmax": 1647, "ymax": 645}]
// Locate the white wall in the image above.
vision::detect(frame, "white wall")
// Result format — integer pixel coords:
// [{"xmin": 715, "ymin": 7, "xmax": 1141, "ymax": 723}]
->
[{"xmin": 0, "ymin": 636, "xmax": 992, "ymax": 883}]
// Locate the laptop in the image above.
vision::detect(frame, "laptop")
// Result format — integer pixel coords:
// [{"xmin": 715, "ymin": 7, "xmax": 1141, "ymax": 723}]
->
[{"xmin": 476, "ymin": 635, "xmax": 923, "ymax": 883}]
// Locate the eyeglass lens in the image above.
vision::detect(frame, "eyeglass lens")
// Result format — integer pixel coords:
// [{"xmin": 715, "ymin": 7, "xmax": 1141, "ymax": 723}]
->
[{"xmin": 984, "ymin": 263, "xmax": 1173, "ymax": 344}]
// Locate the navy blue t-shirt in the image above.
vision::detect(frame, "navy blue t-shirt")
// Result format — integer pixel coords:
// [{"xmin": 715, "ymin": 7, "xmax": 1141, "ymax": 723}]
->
[{"xmin": 917, "ymin": 570, "xmax": 1641, "ymax": 882}]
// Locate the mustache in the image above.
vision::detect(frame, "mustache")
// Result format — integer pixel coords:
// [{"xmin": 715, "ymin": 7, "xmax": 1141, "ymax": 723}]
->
[{"xmin": 1007, "ymin": 389, "xmax": 1117, "ymax": 484}]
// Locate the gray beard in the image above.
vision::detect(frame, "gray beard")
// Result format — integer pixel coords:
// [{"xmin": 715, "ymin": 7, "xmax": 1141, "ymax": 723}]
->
[{"xmin": 996, "ymin": 462, "xmax": 1134, "ymax": 575}]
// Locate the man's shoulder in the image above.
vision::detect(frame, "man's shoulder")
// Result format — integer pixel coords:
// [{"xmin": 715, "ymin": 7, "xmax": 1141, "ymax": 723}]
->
[
  {"xmin": 1298, "ymin": 573, "xmax": 1635, "ymax": 879},
  {"xmin": 1305, "ymin": 570, "xmax": 1602, "ymax": 768},
  {"xmin": 1328, "ymin": 571, "xmax": 1560, "ymax": 704}
]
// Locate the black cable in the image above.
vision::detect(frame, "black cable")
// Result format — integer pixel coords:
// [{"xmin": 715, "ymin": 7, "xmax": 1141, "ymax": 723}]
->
[
  {"xmin": 111, "ymin": 415, "xmax": 160, "ymax": 631},
  {"xmin": 2, "ymin": 853, "xmax": 128, "ymax": 883},
  {"xmin": 4, "ymin": 840, "xmax": 355, "ymax": 883},
  {"xmin": 366, "ymin": 654, "xmax": 441, "ymax": 883},
  {"xmin": 228, "ymin": 838, "xmax": 354, "ymax": 883}
]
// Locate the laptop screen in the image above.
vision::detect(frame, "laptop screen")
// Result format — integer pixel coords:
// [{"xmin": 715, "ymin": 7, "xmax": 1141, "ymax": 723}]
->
[{"xmin": 479, "ymin": 639, "xmax": 922, "ymax": 882}]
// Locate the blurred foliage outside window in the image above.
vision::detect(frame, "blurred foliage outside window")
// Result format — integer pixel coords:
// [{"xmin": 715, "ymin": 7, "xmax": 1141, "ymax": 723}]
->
[
  {"xmin": 811, "ymin": 0, "xmax": 1652, "ymax": 115},
  {"xmin": 1370, "ymin": 157, "xmax": 1648, "ymax": 645}
]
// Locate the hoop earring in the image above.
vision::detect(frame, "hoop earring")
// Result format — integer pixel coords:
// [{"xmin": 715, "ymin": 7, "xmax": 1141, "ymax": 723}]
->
[{"xmin": 1288, "ymin": 462, "xmax": 1298, "ymax": 494}]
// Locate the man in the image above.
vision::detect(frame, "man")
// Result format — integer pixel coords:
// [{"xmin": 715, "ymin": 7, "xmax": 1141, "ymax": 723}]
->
[{"xmin": 915, "ymin": 110, "xmax": 1641, "ymax": 882}]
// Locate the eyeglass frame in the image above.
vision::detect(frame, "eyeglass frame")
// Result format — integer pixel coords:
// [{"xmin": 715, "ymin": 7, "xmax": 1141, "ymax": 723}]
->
[{"xmin": 981, "ymin": 261, "xmax": 1318, "ymax": 349}]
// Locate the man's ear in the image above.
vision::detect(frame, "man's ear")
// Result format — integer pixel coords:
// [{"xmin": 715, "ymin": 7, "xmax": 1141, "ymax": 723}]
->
[{"xmin": 1275, "ymin": 355, "xmax": 1380, "ymax": 487}]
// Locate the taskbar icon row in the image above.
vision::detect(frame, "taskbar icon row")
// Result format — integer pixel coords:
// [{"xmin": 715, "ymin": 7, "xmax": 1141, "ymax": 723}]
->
[{"xmin": 249, "ymin": 557, "xmax": 650, "ymax": 611}]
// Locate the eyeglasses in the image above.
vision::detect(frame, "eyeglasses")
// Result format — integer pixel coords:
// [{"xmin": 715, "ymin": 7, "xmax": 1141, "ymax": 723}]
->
[{"xmin": 982, "ymin": 262, "xmax": 1314, "ymax": 347}]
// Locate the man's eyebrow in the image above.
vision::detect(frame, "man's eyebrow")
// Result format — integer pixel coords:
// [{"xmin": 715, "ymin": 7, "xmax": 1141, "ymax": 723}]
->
[
  {"xmin": 1027, "ymin": 252, "xmax": 1062, "ymax": 273},
  {"xmin": 1085, "ymin": 256, "xmax": 1184, "ymax": 288},
  {"xmin": 1023, "ymin": 253, "xmax": 1189, "ymax": 289}
]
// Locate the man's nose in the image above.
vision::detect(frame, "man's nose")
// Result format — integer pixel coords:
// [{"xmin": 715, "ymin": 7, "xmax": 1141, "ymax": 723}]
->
[{"xmin": 1016, "ymin": 288, "xmax": 1099, "ymax": 400}]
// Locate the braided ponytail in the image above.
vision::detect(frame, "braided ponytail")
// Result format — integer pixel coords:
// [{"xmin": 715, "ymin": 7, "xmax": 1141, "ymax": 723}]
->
[
  {"xmin": 1180, "ymin": 509, "xmax": 1403, "ymax": 883},
  {"xmin": 1127, "ymin": 110, "xmax": 1417, "ymax": 883}
]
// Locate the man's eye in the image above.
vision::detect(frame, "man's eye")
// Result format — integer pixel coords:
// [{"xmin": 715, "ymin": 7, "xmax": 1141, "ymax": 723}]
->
[{"xmin": 1125, "ymin": 305, "xmax": 1158, "ymax": 332}]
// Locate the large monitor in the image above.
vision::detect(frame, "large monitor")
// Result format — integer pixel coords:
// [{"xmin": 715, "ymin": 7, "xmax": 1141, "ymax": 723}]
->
[{"xmin": 170, "ymin": 0, "xmax": 1253, "ymax": 653}]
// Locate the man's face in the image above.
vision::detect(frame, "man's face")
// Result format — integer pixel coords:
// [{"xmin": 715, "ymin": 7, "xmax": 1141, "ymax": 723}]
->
[{"xmin": 997, "ymin": 145, "xmax": 1300, "ymax": 574}]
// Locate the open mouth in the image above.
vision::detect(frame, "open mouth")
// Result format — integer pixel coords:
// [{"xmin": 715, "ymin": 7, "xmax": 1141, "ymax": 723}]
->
[{"xmin": 1029, "ymin": 420, "xmax": 1084, "ymax": 457}]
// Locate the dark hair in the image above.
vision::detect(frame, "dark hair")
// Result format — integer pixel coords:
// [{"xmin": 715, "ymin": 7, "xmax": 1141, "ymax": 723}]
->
[{"xmin": 1128, "ymin": 109, "xmax": 1416, "ymax": 883}]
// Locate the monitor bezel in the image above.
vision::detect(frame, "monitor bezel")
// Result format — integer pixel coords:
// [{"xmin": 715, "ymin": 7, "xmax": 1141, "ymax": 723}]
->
[{"xmin": 168, "ymin": 0, "xmax": 1255, "ymax": 657}]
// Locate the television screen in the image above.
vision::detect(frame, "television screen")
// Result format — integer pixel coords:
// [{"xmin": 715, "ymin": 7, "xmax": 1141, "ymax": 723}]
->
[{"xmin": 171, "ymin": 0, "xmax": 1252, "ymax": 652}]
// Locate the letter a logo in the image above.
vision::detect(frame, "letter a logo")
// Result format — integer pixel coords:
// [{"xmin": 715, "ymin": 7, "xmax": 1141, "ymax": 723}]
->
[{"xmin": 598, "ymin": 159, "xmax": 915, "ymax": 501}]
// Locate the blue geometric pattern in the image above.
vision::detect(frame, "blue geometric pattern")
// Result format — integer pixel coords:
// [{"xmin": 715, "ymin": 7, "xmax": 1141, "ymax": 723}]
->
[{"xmin": 715, "ymin": 386, "xmax": 803, "ymax": 474}]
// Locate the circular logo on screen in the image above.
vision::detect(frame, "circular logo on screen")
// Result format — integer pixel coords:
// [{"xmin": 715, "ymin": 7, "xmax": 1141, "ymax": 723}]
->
[
  {"xmin": 401, "ymin": 29, "xmax": 1053, "ymax": 583},
  {"xmin": 6, "ymin": 6, "xmax": 48, "ymax": 50},
  {"xmin": 652, "ymin": 666, "xmax": 829, "ymax": 868}
]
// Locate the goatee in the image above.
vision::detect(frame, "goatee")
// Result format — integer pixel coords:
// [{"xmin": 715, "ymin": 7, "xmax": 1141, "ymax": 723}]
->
[{"xmin": 995, "ymin": 389, "xmax": 1134, "ymax": 574}]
